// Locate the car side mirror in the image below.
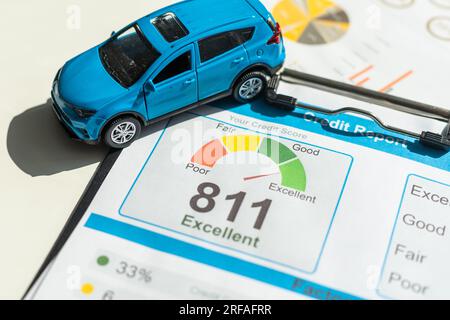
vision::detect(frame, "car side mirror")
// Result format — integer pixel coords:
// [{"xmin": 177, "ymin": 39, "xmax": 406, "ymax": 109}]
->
[
  {"xmin": 111, "ymin": 31, "xmax": 116, "ymax": 37},
  {"xmin": 145, "ymin": 81, "xmax": 155, "ymax": 92}
]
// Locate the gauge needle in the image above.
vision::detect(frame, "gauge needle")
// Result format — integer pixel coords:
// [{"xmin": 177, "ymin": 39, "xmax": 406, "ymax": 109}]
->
[{"xmin": 243, "ymin": 172, "xmax": 280, "ymax": 181}]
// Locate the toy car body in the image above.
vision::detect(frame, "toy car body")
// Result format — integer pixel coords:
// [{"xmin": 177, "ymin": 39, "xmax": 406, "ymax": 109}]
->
[{"xmin": 52, "ymin": 0, "xmax": 285, "ymax": 148}]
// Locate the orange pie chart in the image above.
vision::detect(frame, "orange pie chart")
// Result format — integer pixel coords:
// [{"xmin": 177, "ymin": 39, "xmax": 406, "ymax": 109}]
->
[{"xmin": 272, "ymin": 0, "xmax": 350, "ymax": 45}]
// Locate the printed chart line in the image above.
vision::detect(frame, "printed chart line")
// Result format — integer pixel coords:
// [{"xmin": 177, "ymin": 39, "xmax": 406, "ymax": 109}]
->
[
  {"xmin": 349, "ymin": 65, "xmax": 374, "ymax": 81},
  {"xmin": 379, "ymin": 70, "xmax": 414, "ymax": 93}
]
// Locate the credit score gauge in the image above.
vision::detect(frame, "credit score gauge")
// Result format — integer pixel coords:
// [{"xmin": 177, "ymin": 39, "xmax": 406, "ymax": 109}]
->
[
  {"xmin": 272, "ymin": 0, "xmax": 350, "ymax": 45},
  {"xmin": 191, "ymin": 135, "xmax": 307, "ymax": 192},
  {"xmin": 120, "ymin": 113, "xmax": 353, "ymax": 273}
]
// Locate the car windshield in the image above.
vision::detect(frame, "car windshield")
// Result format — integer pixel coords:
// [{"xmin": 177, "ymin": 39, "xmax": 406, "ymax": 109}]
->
[{"xmin": 99, "ymin": 25, "xmax": 161, "ymax": 88}]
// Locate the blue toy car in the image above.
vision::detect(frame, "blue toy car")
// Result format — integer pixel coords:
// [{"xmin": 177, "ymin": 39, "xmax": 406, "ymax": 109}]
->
[{"xmin": 52, "ymin": 0, "xmax": 285, "ymax": 148}]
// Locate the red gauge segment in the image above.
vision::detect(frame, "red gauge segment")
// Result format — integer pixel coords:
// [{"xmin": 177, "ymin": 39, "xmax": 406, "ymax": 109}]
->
[{"xmin": 191, "ymin": 139, "xmax": 228, "ymax": 168}]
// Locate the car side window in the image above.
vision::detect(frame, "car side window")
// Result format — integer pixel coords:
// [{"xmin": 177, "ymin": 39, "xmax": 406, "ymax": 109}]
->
[
  {"xmin": 236, "ymin": 27, "xmax": 255, "ymax": 43},
  {"xmin": 199, "ymin": 28, "xmax": 255, "ymax": 63},
  {"xmin": 198, "ymin": 31, "xmax": 239, "ymax": 63},
  {"xmin": 153, "ymin": 50, "xmax": 192, "ymax": 84}
]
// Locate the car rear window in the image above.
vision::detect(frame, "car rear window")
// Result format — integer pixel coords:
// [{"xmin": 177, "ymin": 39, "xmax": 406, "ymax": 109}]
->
[
  {"xmin": 151, "ymin": 12, "xmax": 189, "ymax": 43},
  {"xmin": 199, "ymin": 31, "xmax": 240, "ymax": 62},
  {"xmin": 236, "ymin": 27, "xmax": 255, "ymax": 43},
  {"xmin": 198, "ymin": 28, "xmax": 255, "ymax": 63}
]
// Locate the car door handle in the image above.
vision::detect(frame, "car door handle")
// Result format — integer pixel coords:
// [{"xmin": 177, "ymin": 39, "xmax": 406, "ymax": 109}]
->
[
  {"xmin": 233, "ymin": 57, "xmax": 245, "ymax": 63},
  {"xmin": 184, "ymin": 78, "xmax": 195, "ymax": 85}
]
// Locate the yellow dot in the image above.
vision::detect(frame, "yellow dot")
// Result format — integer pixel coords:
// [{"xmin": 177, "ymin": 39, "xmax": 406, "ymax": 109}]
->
[{"xmin": 81, "ymin": 283, "xmax": 94, "ymax": 295}]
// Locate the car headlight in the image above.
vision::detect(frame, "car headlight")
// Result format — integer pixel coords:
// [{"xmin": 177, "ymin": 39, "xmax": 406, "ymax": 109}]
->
[
  {"xmin": 54, "ymin": 68, "xmax": 62, "ymax": 83},
  {"xmin": 68, "ymin": 105, "xmax": 97, "ymax": 118}
]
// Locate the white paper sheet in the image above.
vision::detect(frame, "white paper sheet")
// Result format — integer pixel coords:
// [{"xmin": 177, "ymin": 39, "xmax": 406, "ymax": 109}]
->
[
  {"xmin": 263, "ymin": 0, "xmax": 450, "ymax": 107},
  {"xmin": 26, "ymin": 86, "xmax": 450, "ymax": 299}
]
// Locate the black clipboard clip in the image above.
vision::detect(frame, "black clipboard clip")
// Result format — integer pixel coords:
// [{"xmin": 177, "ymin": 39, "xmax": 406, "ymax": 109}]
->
[{"xmin": 266, "ymin": 69, "xmax": 450, "ymax": 151}]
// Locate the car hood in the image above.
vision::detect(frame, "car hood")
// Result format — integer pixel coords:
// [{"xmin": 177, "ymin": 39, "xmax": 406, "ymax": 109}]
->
[{"xmin": 58, "ymin": 46, "xmax": 126, "ymax": 109}]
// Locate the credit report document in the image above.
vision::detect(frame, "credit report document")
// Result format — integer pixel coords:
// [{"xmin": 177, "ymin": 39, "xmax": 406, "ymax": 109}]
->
[
  {"xmin": 27, "ymin": 83, "xmax": 449, "ymax": 300},
  {"xmin": 263, "ymin": 0, "xmax": 450, "ymax": 108}
]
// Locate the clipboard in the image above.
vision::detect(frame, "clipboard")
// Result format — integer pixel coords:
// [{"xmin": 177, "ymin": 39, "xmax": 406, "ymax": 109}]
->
[
  {"xmin": 23, "ymin": 150, "xmax": 122, "ymax": 298},
  {"xmin": 24, "ymin": 68, "xmax": 450, "ymax": 298}
]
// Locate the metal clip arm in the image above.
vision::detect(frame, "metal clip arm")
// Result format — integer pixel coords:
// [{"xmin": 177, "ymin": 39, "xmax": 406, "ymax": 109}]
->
[{"xmin": 265, "ymin": 71, "xmax": 450, "ymax": 151}]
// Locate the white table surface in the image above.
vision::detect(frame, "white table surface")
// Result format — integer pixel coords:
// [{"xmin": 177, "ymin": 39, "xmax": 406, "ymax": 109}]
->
[
  {"xmin": 3, "ymin": 0, "xmax": 450, "ymax": 300},
  {"xmin": 0, "ymin": 0, "xmax": 174, "ymax": 299}
]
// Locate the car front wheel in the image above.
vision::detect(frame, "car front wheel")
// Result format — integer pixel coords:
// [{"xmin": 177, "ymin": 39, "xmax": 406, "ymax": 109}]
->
[
  {"xmin": 233, "ymin": 71, "xmax": 268, "ymax": 103},
  {"xmin": 103, "ymin": 117, "xmax": 142, "ymax": 149}
]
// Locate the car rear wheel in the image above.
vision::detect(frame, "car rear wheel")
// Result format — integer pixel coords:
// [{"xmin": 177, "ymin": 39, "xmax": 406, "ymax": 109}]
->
[
  {"xmin": 233, "ymin": 71, "xmax": 268, "ymax": 103},
  {"xmin": 103, "ymin": 117, "xmax": 142, "ymax": 149}
]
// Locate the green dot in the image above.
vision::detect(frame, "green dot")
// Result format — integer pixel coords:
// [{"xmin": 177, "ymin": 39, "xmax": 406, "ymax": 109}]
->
[{"xmin": 97, "ymin": 255, "xmax": 109, "ymax": 266}]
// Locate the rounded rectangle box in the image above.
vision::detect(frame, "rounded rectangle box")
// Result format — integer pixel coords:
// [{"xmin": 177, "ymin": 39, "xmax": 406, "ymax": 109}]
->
[{"xmin": 119, "ymin": 112, "xmax": 353, "ymax": 273}]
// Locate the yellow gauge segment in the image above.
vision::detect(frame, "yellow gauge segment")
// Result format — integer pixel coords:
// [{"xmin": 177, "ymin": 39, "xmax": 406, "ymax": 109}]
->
[{"xmin": 222, "ymin": 135, "xmax": 261, "ymax": 153}]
